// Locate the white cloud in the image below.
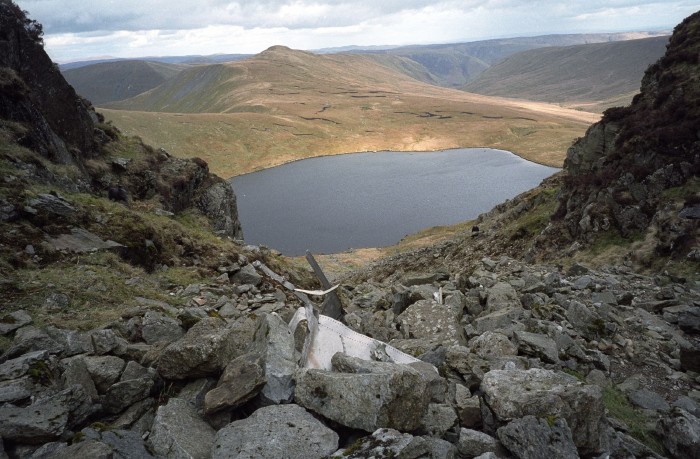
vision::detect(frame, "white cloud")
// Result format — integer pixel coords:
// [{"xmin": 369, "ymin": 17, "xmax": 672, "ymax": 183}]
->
[{"xmin": 15, "ymin": 0, "xmax": 697, "ymax": 62}]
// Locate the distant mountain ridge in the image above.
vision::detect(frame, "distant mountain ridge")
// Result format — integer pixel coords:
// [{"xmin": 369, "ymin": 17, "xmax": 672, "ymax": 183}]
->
[
  {"xmin": 61, "ymin": 31, "xmax": 669, "ymax": 107},
  {"xmin": 360, "ymin": 31, "xmax": 670, "ymax": 88},
  {"xmin": 463, "ymin": 36, "xmax": 669, "ymax": 109},
  {"xmin": 62, "ymin": 60, "xmax": 188, "ymax": 105},
  {"xmin": 59, "ymin": 53, "xmax": 251, "ymax": 71}
]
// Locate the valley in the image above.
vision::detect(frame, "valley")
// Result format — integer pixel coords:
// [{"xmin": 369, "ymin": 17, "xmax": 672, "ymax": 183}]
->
[
  {"xmin": 98, "ymin": 47, "xmax": 598, "ymax": 177},
  {"xmin": 1, "ymin": 2, "xmax": 698, "ymax": 457}
]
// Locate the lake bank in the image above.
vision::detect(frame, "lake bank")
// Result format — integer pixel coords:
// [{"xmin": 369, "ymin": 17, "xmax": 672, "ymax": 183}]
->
[{"xmin": 230, "ymin": 148, "xmax": 559, "ymax": 256}]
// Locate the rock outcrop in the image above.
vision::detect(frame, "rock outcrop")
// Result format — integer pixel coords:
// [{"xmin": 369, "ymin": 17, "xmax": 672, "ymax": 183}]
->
[
  {"xmin": 1, "ymin": 252, "xmax": 698, "ymax": 458},
  {"xmin": 541, "ymin": 11, "xmax": 700, "ymax": 261},
  {"xmin": 0, "ymin": 1, "xmax": 242, "ymax": 243}
]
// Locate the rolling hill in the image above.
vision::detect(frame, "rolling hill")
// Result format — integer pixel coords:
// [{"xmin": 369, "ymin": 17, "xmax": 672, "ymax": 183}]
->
[
  {"xmin": 63, "ymin": 60, "xmax": 188, "ymax": 104},
  {"xmin": 463, "ymin": 36, "xmax": 669, "ymax": 111},
  {"xmin": 361, "ymin": 32, "xmax": 669, "ymax": 88},
  {"xmin": 100, "ymin": 45, "xmax": 599, "ymax": 178}
]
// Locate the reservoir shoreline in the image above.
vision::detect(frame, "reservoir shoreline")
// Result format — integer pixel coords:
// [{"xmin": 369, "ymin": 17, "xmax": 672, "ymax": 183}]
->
[{"xmin": 230, "ymin": 148, "xmax": 559, "ymax": 256}]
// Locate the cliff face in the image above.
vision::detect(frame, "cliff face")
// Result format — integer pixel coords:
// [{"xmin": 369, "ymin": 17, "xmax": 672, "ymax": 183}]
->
[
  {"xmin": 0, "ymin": 1, "xmax": 242, "ymax": 241},
  {"xmin": 548, "ymin": 11, "xmax": 700, "ymax": 260},
  {"xmin": 0, "ymin": 1, "xmax": 96, "ymax": 164}
]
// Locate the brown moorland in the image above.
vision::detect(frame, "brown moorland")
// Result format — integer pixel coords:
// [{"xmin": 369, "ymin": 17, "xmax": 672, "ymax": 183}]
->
[{"xmin": 101, "ymin": 46, "xmax": 599, "ymax": 178}]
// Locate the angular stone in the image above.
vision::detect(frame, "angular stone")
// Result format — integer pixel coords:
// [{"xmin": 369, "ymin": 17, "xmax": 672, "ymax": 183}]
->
[
  {"xmin": 419, "ymin": 403, "xmax": 458, "ymax": 437},
  {"xmin": 2, "ymin": 327, "xmax": 63, "ymax": 359},
  {"xmin": 295, "ymin": 353, "xmax": 433, "ymax": 432},
  {"xmin": 474, "ymin": 307, "xmax": 525, "ymax": 334},
  {"xmin": 457, "ymin": 428, "xmax": 503, "ymax": 458},
  {"xmin": 0, "ymin": 385, "xmax": 91, "ymax": 444},
  {"xmin": 339, "ymin": 428, "xmax": 431, "ymax": 458},
  {"xmin": 481, "ymin": 369, "xmax": 604, "ymax": 455},
  {"xmin": 103, "ymin": 377, "xmax": 154, "ymax": 414},
  {"xmin": 0, "ymin": 401, "xmax": 68, "ymax": 444},
  {"xmin": 29, "ymin": 194, "xmax": 76, "ymax": 217},
  {"xmin": 0, "ymin": 310, "xmax": 32, "ymax": 335},
  {"xmin": 46, "ymin": 328, "xmax": 92, "ymax": 357},
  {"xmin": 204, "ymin": 352, "xmax": 266, "ymax": 415},
  {"xmin": 177, "ymin": 378, "xmax": 217, "ymax": 413},
  {"xmin": 47, "ymin": 440, "xmax": 113, "ymax": 458},
  {"xmin": 251, "ymin": 312, "xmax": 297, "ymax": 404},
  {"xmin": 565, "ymin": 301, "xmax": 601, "ymax": 339},
  {"xmin": 112, "ymin": 398, "xmax": 155, "ymax": 430},
  {"xmin": 455, "ymin": 384, "xmax": 482, "ymax": 428},
  {"xmin": 95, "ymin": 428, "xmax": 156, "ymax": 458},
  {"xmin": 120, "ymin": 360, "xmax": 157, "ymax": 382},
  {"xmin": 88, "ymin": 329, "xmax": 128, "ymax": 356},
  {"xmin": 497, "ymin": 415, "xmax": 579, "ymax": 459},
  {"xmin": 657, "ymin": 407, "xmax": 700, "ymax": 459},
  {"xmin": 468, "ymin": 331, "xmax": 517, "ymax": 359},
  {"xmin": 513, "ymin": 330, "xmax": 560, "ymax": 364},
  {"xmin": 397, "ymin": 299, "xmax": 466, "ymax": 346},
  {"xmin": 351, "ymin": 283, "xmax": 392, "ymax": 310},
  {"xmin": 0, "ymin": 376, "xmax": 37, "ymax": 404},
  {"xmin": 591, "ymin": 291, "xmax": 617, "ymax": 305},
  {"xmin": 486, "ymin": 282, "xmax": 521, "ymax": 313},
  {"xmin": 60, "ymin": 355, "xmax": 98, "ymax": 401},
  {"xmin": 231, "ymin": 264, "xmax": 262, "ymax": 286},
  {"xmin": 154, "ymin": 316, "xmax": 257, "ymax": 380},
  {"xmin": 148, "ymin": 398, "xmax": 216, "ymax": 459},
  {"xmin": 141, "ymin": 310, "xmax": 184, "ymax": 345},
  {"xmin": 628, "ymin": 388, "xmax": 670, "ymax": 411},
  {"xmin": 84, "ymin": 355, "xmax": 126, "ymax": 392},
  {"xmin": 0, "ymin": 350, "xmax": 49, "ymax": 382},
  {"xmin": 212, "ymin": 404, "xmax": 338, "ymax": 459}
]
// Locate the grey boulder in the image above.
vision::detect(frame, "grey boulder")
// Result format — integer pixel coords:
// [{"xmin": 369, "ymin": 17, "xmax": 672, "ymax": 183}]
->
[
  {"xmin": 154, "ymin": 316, "xmax": 257, "ymax": 380},
  {"xmin": 250, "ymin": 312, "xmax": 298, "ymax": 404},
  {"xmin": 204, "ymin": 352, "xmax": 266, "ymax": 415},
  {"xmin": 338, "ymin": 428, "xmax": 456, "ymax": 459},
  {"xmin": 295, "ymin": 353, "xmax": 434, "ymax": 432},
  {"xmin": 397, "ymin": 299, "xmax": 466, "ymax": 346},
  {"xmin": 148, "ymin": 397, "xmax": 216, "ymax": 459},
  {"xmin": 212, "ymin": 404, "xmax": 338, "ymax": 459},
  {"xmin": 497, "ymin": 415, "xmax": 579, "ymax": 459},
  {"xmin": 481, "ymin": 368, "xmax": 604, "ymax": 455},
  {"xmin": 657, "ymin": 407, "xmax": 700, "ymax": 459}
]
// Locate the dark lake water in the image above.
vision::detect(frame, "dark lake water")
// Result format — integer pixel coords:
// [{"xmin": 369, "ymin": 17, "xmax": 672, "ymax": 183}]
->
[{"xmin": 230, "ymin": 148, "xmax": 559, "ymax": 256}]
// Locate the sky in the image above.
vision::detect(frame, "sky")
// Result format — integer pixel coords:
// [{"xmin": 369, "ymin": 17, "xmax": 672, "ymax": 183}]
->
[{"xmin": 14, "ymin": 0, "xmax": 699, "ymax": 63}]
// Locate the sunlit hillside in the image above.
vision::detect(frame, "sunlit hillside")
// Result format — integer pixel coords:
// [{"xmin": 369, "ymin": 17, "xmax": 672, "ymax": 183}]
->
[{"xmin": 100, "ymin": 46, "xmax": 598, "ymax": 177}]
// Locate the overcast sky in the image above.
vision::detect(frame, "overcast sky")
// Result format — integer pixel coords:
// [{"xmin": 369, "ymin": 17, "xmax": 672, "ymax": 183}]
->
[{"xmin": 14, "ymin": 0, "xmax": 699, "ymax": 63}]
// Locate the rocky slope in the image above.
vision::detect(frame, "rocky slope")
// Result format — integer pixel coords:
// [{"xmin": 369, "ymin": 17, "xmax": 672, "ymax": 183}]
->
[
  {"xmin": 0, "ymin": 3, "xmax": 699, "ymax": 459},
  {"xmin": 0, "ymin": 1, "xmax": 242, "ymax": 267},
  {"xmin": 532, "ymin": 11, "xmax": 699, "ymax": 269}
]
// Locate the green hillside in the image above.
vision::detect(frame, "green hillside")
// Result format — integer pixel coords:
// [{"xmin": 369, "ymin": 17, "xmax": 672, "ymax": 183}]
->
[
  {"xmin": 63, "ymin": 60, "xmax": 188, "ymax": 104},
  {"xmin": 363, "ymin": 32, "xmax": 669, "ymax": 88}
]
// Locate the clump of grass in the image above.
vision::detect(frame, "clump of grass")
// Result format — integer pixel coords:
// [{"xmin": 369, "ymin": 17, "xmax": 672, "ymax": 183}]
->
[
  {"xmin": 589, "ymin": 230, "xmax": 644, "ymax": 257},
  {"xmin": 0, "ymin": 335, "xmax": 12, "ymax": 354},
  {"xmin": 506, "ymin": 186, "xmax": 559, "ymax": 240},
  {"xmin": 603, "ymin": 386, "xmax": 665, "ymax": 455}
]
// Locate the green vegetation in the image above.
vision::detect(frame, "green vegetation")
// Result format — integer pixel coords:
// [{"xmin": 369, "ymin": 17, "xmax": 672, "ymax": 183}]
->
[
  {"xmin": 506, "ymin": 186, "xmax": 559, "ymax": 241},
  {"xmin": 603, "ymin": 386, "xmax": 665, "ymax": 455},
  {"xmin": 589, "ymin": 230, "xmax": 644, "ymax": 257}
]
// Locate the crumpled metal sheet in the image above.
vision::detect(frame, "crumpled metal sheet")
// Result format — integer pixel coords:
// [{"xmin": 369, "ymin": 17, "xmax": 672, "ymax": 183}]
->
[{"xmin": 289, "ymin": 306, "xmax": 422, "ymax": 371}]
